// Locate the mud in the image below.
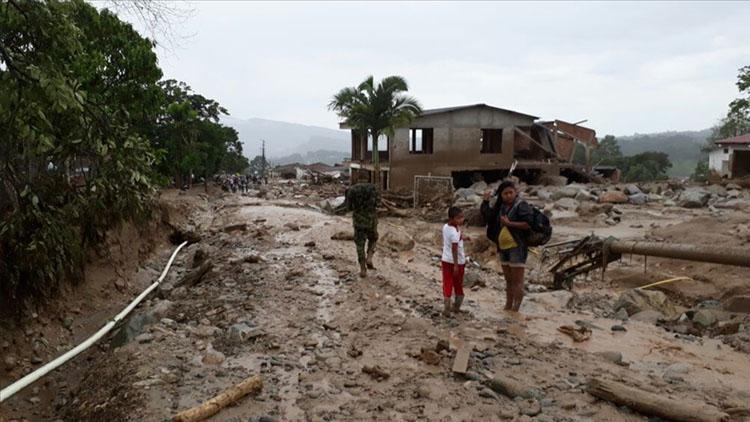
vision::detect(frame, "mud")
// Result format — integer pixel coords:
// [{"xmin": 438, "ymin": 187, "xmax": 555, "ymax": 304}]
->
[{"xmin": 2, "ymin": 184, "xmax": 750, "ymax": 421}]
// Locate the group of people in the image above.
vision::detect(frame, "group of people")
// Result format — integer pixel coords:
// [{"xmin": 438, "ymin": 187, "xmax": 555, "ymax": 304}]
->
[
  {"xmin": 219, "ymin": 174, "xmax": 263, "ymax": 193},
  {"xmin": 342, "ymin": 179, "xmax": 534, "ymax": 314}
]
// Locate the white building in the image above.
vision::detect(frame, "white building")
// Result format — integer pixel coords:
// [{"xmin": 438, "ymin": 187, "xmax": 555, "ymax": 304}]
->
[{"xmin": 708, "ymin": 134, "xmax": 750, "ymax": 179}]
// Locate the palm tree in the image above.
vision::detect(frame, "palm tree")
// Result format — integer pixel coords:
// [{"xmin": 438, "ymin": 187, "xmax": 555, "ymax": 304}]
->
[{"xmin": 329, "ymin": 75, "xmax": 422, "ymax": 189}]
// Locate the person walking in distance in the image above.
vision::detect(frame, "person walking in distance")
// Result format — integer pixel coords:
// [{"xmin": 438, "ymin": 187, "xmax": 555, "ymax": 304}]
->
[{"xmin": 344, "ymin": 181, "xmax": 380, "ymax": 277}]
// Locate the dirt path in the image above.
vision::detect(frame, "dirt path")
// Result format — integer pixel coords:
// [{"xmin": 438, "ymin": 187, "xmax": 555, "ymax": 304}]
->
[{"xmin": 3, "ymin": 193, "xmax": 749, "ymax": 421}]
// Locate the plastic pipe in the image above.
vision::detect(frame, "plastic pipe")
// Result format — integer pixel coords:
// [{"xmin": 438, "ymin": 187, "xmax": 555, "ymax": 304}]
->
[{"xmin": 0, "ymin": 241, "xmax": 188, "ymax": 403}]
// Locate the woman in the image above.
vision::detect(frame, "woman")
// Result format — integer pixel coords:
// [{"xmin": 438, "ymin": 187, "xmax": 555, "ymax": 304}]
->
[{"xmin": 481, "ymin": 180, "xmax": 532, "ymax": 312}]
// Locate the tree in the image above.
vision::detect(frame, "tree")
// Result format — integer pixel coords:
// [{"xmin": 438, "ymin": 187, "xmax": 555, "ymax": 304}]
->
[
  {"xmin": 691, "ymin": 161, "xmax": 709, "ymax": 183},
  {"xmin": 329, "ymin": 75, "xmax": 422, "ymax": 189},
  {"xmin": 622, "ymin": 152, "xmax": 672, "ymax": 182},
  {"xmin": 248, "ymin": 155, "xmax": 270, "ymax": 177},
  {"xmin": 591, "ymin": 135, "xmax": 622, "ymax": 165},
  {"xmin": 712, "ymin": 65, "xmax": 750, "ymax": 141},
  {"xmin": 0, "ymin": 0, "xmax": 162, "ymax": 311}
]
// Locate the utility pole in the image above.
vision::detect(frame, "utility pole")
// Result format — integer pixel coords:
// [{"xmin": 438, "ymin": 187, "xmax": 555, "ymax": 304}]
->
[{"xmin": 260, "ymin": 139, "xmax": 267, "ymax": 184}]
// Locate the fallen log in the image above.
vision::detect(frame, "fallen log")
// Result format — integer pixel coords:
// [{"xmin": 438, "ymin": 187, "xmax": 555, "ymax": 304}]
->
[
  {"xmin": 172, "ymin": 374, "xmax": 263, "ymax": 422},
  {"xmin": 177, "ymin": 260, "xmax": 213, "ymax": 287},
  {"xmin": 586, "ymin": 378, "xmax": 729, "ymax": 422}
]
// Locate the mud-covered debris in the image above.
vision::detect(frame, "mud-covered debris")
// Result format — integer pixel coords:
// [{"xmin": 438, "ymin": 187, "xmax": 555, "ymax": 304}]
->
[
  {"xmin": 192, "ymin": 248, "xmax": 208, "ymax": 267},
  {"xmin": 486, "ymin": 375, "xmax": 534, "ymax": 399},
  {"xmin": 611, "ymin": 324, "xmax": 627, "ymax": 332},
  {"xmin": 419, "ymin": 349, "xmax": 441, "ymax": 365},
  {"xmin": 435, "ymin": 339, "xmax": 450, "ymax": 353},
  {"xmin": 347, "ymin": 345, "xmax": 362, "ymax": 358},
  {"xmin": 613, "ymin": 288, "xmax": 677, "ymax": 318},
  {"xmin": 284, "ymin": 222, "xmax": 300, "ymax": 231},
  {"xmin": 557, "ymin": 325, "xmax": 591, "ymax": 342},
  {"xmin": 726, "ymin": 295, "xmax": 750, "ymax": 313},
  {"xmin": 519, "ymin": 399, "xmax": 542, "ymax": 417},
  {"xmin": 381, "ymin": 230, "xmax": 415, "ymax": 252},
  {"xmin": 362, "ymin": 365, "xmax": 389, "ymax": 381},
  {"xmin": 202, "ymin": 345, "xmax": 226, "ymax": 365},
  {"xmin": 331, "ymin": 231, "xmax": 354, "ymax": 241},
  {"xmin": 304, "ymin": 241, "xmax": 316, "ymax": 247},
  {"xmin": 223, "ymin": 223, "xmax": 248, "ymax": 232}
]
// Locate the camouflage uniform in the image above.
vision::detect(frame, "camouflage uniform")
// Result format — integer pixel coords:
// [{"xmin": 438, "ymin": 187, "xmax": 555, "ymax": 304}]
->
[{"xmin": 344, "ymin": 183, "xmax": 380, "ymax": 265}]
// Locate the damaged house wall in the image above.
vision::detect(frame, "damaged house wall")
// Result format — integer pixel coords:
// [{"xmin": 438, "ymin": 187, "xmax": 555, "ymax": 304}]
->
[{"xmin": 387, "ymin": 105, "xmax": 537, "ymax": 191}]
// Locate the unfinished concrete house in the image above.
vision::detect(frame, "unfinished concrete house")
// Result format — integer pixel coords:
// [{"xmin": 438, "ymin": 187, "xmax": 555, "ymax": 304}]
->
[
  {"xmin": 709, "ymin": 134, "xmax": 750, "ymax": 179},
  {"xmin": 345, "ymin": 103, "xmax": 596, "ymax": 192}
]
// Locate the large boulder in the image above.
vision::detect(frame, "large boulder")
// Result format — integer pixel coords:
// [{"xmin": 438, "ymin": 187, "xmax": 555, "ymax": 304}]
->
[
  {"xmin": 319, "ymin": 196, "xmax": 345, "ymax": 213},
  {"xmin": 624, "ymin": 184, "xmax": 642, "ymax": 195},
  {"xmin": 628, "ymin": 193, "xmax": 649, "ymax": 205},
  {"xmin": 599, "ymin": 191, "xmax": 628, "ymax": 204},
  {"xmin": 536, "ymin": 189, "xmax": 553, "ymax": 201},
  {"xmin": 555, "ymin": 197, "xmax": 579, "ymax": 210},
  {"xmin": 613, "ymin": 289, "xmax": 678, "ymax": 318},
  {"xmin": 381, "ymin": 230, "xmax": 415, "ymax": 252},
  {"xmin": 714, "ymin": 199, "xmax": 750, "ymax": 210},
  {"xmin": 538, "ymin": 175, "xmax": 568, "ymax": 186},
  {"xmin": 678, "ymin": 188, "xmax": 710, "ymax": 208},
  {"xmin": 470, "ymin": 181, "xmax": 488, "ymax": 194},
  {"xmin": 551, "ymin": 186, "xmax": 581, "ymax": 200}
]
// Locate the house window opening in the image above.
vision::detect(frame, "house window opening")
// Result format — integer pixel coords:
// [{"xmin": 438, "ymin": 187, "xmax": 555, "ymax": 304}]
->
[
  {"xmin": 480, "ymin": 129, "xmax": 503, "ymax": 154},
  {"xmin": 409, "ymin": 128, "xmax": 433, "ymax": 154}
]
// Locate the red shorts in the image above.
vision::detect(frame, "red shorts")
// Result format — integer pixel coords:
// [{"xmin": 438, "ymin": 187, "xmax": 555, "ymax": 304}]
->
[{"xmin": 441, "ymin": 261, "xmax": 465, "ymax": 298}]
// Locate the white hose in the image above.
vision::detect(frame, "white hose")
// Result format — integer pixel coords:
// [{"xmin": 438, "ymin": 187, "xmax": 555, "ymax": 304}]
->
[{"xmin": 0, "ymin": 241, "xmax": 189, "ymax": 403}]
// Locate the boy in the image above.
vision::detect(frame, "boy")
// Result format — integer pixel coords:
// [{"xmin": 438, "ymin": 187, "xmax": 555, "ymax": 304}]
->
[{"xmin": 441, "ymin": 206, "xmax": 470, "ymax": 315}]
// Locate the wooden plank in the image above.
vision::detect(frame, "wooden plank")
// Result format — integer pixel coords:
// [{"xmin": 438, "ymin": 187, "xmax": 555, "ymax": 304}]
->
[
  {"xmin": 587, "ymin": 378, "xmax": 729, "ymax": 422},
  {"xmin": 451, "ymin": 341, "xmax": 472, "ymax": 374}
]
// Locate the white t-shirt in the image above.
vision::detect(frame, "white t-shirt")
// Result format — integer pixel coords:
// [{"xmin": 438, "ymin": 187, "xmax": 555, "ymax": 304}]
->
[{"xmin": 442, "ymin": 224, "xmax": 466, "ymax": 265}]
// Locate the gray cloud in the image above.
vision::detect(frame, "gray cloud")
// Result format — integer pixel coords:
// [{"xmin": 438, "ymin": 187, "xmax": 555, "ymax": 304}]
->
[{"xmin": 127, "ymin": 1, "xmax": 750, "ymax": 136}]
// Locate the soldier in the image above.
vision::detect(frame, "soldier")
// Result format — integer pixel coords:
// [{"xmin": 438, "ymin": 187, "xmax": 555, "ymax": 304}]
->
[{"xmin": 342, "ymin": 181, "xmax": 380, "ymax": 277}]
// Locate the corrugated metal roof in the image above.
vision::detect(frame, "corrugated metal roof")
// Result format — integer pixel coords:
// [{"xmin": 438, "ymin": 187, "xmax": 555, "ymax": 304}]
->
[
  {"xmin": 715, "ymin": 134, "xmax": 750, "ymax": 145},
  {"xmin": 421, "ymin": 103, "xmax": 538, "ymax": 120}
]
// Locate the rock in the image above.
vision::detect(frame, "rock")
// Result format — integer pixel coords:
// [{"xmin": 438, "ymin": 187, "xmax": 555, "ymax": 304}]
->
[
  {"xmin": 697, "ymin": 299, "xmax": 722, "ymax": 309},
  {"xmin": 614, "ymin": 308, "xmax": 629, "ymax": 321},
  {"xmin": 420, "ymin": 349, "xmax": 441, "ymax": 365},
  {"xmin": 135, "ymin": 333, "xmax": 154, "ymax": 344},
  {"xmin": 381, "ymin": 230, "xmax": 415, "ymax": 252},
  {"xmin": 613, "ymin": 289, "xmax": 677, "ymax": 318},
  {"xmin": 304, "ymin": 241, "xmax": 316, "ymax": 247},
  {"xmin": 28, "ymin": 396, "xmax": 41, "ymax": 405},
  {"xmin": 595, "ymin": 351, "xmax": 623, "ymax": 365},
  {"xmin": 228, "ymin": 323, "xmax": 254, "ymax": 343},
  {"xmin": 630, "ymin": 310, "xmax": 665, "ymax": 324},
  {"xmin": 663, "ymin": 362, "xmax": 690, "ymax": 382},
  {"xmin": 599, "ymin": 191, "xmax": 628, "ymax": 204},
  {"xmin": 538, "ymin": 175, "xmax": 568, "ymax": 186},
  {"xmin": 574, "ymin": 190, "xmax": 596, "ymax": 202},
  {"xmin": 605, "ymin": 217, "xmax": 618, "ymax": 226},
  {"xmin": 577, "ymin": 202, "xmax": 613, "ymax": 216},
  {"xmin": 479, "ymin": 387, "xmax": 500, "ymax": 400},
  {"xmin": 726, "ymin": 182, "xmax": 742, "ymax": 190},
  {"xmin": 111, "ymin": 312, "xmax": 157, "ymax": 347},
  {"xmin": 624, "ymin": 184, "xmax": 642, "ymax": 195},
  {"xmin": 470, "ymin": 181, "xmax": 488, "ymax": 194},
  {"xmin": 727, "ymin": 189, "xmax": 742, "ymax": 199},
  {"xmin": 151, "ymin": 300, "xmax": 175, "ymax": 320},
  {"xmin": 678, "ymin": 188, "xmax": 710, "ymax": 208},
  {"xmin": 62, "ymin": 317, "xmax": 74, "ymax": 330},
  {"xmin": 284, "ymin": 222, "xmax": 300, "ymax": 231},
  {"xmin": 518, "ymin": 399, "xmax": 542, "ymax": 417},
  {"xmin": 192, "ymin": 248, "xmax": 208, "ymax": 268},
  {"xmin": 114, "ymin": 278, "xmax": 126, "ymax": 291},
  {"xmin": 714, "ymin": 199, "xmax": 750, "ymax": 210},
  {"xmin": 664, "ymin": 199, "xmax": 676, "ymax": 207},
  {"xmin": 319, "ymin": 196, "xmax": 345, "ymax": 212},
  {"xmin": 628, "ymin": 193, "xmax": 649, "ymax": 205},
  {"xmin": 705, "ymin": 184, "xmax": 727, "ymax": 196},
  {"xmin": 4, "ymin": 355, "xmax": 17, "ymax": 371},
  {"xmin": 725, "ymin": 295, "xmax": 750, "ymax": 313},
  {"xmin": 202, "ymin": 346, "xmax": 225, "ymax": 365},
  {"xmin": 31, "ymin": 355, "xmax": 43, "ymax": 364},
  {"xmin": 692, "ymin": 309, "xmax": 717, "ymax": 327},
  {"xmin": 454, "ymin": 188, "xmax": 478, "ymax": 202},
  {"xmin": 536, "ymin": 190, "xmax": 553, "ymax": 201},
  {"xmin": 436, "ymin": 339, "xmax": 450, "ymax": 353},
  {"xmin": 554, "ymin": 197, "xmax": 579, "ymax": 210},
  {"xmin": 551, "ymin": 186, "xmax": 581, "ymax": 200},
  {"xmin": 611, "ymin": 325, "xmax": 627, "ymax": 332},
  {"xmin": 258, "ymin": 416, "xmax": 278, "ymax": 422}
]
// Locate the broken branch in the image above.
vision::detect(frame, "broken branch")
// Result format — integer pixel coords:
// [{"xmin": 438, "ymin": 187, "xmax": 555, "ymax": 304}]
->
[{"xmin": 172, "ymin": 374, "xmax": 263, "ymax": 422}]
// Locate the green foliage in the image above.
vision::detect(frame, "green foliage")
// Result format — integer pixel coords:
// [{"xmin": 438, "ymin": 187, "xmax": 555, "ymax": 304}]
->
[
  {"xmin": 591, "ymin": 135, "xmax": 622, "ymax": 165},
  {"xmin": 691, "ymin": 161, "xmax": 709, "ymax": 183},
  {"xmin": 0, "ymin": 0, "xmax": 164, "ymax": 311},
  {"xmin": 248, "ymin": 155, "xmax": 270, "ymax": 176},
  {"xmin": 712, "ymin": 65, "xmax": 750, "ymax": 141},
  {"xmin": 155, "ymin": 80, "xmax": 248, "ymax": 186},
  {"xmin": 621, "ymin": 152, "xmax": 672, "ymax": 182},
  {"xmin": 329, "ymin": 75, "xmax": 421, "ymax": 187}
]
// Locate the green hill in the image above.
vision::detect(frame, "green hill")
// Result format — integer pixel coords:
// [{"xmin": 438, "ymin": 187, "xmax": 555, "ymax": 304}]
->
[{"xmin": 616, "ymin": 129, "xmax": 711, "ymax": 177}]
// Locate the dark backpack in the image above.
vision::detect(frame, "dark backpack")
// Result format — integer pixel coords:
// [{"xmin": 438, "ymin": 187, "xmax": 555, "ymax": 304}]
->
[{"xmin": 524, "ymin": 205, "xmax": 552, "ymax": 246}]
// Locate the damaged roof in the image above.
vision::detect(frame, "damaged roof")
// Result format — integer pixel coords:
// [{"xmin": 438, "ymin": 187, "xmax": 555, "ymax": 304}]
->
[
  {"xmin": 421, "ymin": 103, "xmax": 538, "ymax": 120},
  {"xmin": 715, "ymin": 134, "xmax": 750, "ymax": 145}
]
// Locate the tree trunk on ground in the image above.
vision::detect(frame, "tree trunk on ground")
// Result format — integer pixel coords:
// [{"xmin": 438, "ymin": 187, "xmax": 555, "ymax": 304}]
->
[
  {"xmin": 172, "ymin": 374, "xmax": 262, "ymax": 422},
  {"xmin": 587, "ymin": 378, "xmax": 729, "ymax": 422}
]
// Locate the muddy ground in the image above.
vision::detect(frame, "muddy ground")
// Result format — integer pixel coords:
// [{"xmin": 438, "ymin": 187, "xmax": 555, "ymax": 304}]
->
[{"xmin": 2, "ymin": 184, "xmax": 750, "ymax": 421}]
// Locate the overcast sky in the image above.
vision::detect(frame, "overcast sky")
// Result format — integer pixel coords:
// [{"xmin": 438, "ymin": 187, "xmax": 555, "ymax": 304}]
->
[{"xmin": 123, "ymin": 1, "xmax": 750, "ymax": 136}]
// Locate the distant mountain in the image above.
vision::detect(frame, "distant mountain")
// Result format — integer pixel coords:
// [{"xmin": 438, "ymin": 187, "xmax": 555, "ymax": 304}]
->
[
  {"xmin": 616, "ymin": 129, "xmax": 712, "ymax": 177},
  {"xmin": 221, "ymin": 116, "xmax": 349, "ymax": 159},
  {"xmin": 271, "ymin": 150, "xmax": 349, "ymax": 166}
]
